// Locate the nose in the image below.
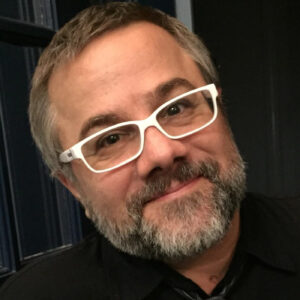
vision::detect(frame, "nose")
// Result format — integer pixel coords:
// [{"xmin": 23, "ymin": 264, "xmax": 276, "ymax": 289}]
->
[{"xmin": 136, "ymin": 126, "xmax": 188, "ymax": 179}]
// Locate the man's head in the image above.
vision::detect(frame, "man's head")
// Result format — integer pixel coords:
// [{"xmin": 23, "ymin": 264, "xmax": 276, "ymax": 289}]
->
[{"xmin": 29, "ymin": 2, "xmax": 246, "ymax": 262}]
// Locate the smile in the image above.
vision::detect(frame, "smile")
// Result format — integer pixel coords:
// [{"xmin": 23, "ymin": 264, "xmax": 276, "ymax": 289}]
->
[{"xmin": 147, "ymin": 176, "xmax": 202, "ymax": 204}]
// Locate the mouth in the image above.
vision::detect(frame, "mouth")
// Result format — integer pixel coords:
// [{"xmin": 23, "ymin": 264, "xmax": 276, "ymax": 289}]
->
[{"xmin": 146, "ymin": 176, "xmax": 201, "ymax": 204}]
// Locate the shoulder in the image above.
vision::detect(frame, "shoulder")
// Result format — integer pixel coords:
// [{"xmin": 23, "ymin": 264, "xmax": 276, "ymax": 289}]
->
[{"xmin": 0, "ymin": 232, "xmax": 110, "ymax": 300}]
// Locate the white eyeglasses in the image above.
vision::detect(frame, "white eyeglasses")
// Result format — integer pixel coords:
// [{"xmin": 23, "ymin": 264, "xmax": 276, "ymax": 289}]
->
[{"xmin": 59, "ymin": 83, "xmax": 218, "ymax": 173}]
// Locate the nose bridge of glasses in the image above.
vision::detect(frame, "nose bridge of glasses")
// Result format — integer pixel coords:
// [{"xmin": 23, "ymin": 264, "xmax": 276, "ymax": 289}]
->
[{"xmin": 138, "ymin": 112, "xmax": 167, "ymax": 138}]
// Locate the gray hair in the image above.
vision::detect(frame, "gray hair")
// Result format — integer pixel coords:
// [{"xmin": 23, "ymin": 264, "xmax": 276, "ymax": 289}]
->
[{"xmin": 29, "ymin": 2, "xmax": 220, "ymax": 179}]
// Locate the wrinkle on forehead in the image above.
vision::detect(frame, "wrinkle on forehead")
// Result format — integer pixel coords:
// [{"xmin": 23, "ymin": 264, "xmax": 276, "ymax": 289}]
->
[{"xmin": 49, "ymin": 22, "xmax": 196, "ymax": 109}]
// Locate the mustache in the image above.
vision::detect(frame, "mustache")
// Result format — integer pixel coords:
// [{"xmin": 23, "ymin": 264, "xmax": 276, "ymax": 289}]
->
[{"xmin": 127, "ymin": 159, "xmax": 220, "ymax": 214}]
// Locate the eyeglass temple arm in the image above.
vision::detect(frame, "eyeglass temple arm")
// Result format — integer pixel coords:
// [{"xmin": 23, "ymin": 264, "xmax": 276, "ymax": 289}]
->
[{"xmin": 59, "ymin": 149, "xmax": 74, "ymax": 163}]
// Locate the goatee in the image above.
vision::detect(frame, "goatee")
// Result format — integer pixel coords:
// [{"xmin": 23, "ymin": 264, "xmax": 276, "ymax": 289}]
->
[{"xmin": 86, "ymin": 156, "xmax": 246, "ymax": 262}]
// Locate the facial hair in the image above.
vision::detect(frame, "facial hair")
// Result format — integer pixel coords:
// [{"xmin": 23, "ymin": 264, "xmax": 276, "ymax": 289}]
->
[{"xmin": 84, "ymin": 156, "xmax": 246, "ymax": 262}]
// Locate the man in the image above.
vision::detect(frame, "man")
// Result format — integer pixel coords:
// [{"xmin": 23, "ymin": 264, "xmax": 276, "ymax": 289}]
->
[{"xmin": 1, "ymin": 2, "xmax": 299, "ymax": 299}]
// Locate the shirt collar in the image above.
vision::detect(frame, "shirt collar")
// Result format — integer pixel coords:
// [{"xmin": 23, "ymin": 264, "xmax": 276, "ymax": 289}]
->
[{"xmin": 101, "ymin": 237, "xmax": 165, "ymax": 300}]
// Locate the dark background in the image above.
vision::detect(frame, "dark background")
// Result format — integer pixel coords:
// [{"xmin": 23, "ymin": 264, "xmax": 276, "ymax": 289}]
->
[
  {"xmin": 193, "ymin": 0, "xmax": 300, "ymax": 197},
  {"xmin": 0, "ymin": 0, "xmax": 299, "ymax": 284}
]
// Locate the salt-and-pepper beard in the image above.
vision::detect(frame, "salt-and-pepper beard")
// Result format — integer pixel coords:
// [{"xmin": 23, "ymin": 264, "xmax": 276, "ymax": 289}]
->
[{"xmin": 85, "ymin": 156, "xmax": 246, "ymax": 262}]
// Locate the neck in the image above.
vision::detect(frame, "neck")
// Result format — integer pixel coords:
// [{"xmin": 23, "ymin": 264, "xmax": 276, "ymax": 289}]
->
[{"xmin": 169, "ymin": 210, "xmax": 240, "ymax": 295}]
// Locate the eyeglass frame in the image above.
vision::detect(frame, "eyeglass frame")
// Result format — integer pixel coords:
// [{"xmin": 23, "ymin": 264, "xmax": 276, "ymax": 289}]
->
[{"xmin": 59, "ymin": 83, "xmax": 218, "ymax": 173}]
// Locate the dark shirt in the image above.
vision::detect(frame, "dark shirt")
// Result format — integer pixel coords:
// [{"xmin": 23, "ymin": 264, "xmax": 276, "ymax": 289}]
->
[{"xmin": 0, "ymin": 193, "xmax": 300, "ymax": 299}]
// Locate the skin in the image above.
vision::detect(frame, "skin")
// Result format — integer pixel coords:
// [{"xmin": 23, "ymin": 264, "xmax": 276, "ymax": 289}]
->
[{"xmin": 49, "ymin": 22, "xmax": 241, "ymax": 294}]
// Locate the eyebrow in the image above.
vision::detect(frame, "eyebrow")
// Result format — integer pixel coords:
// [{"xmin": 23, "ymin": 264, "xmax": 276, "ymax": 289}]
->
[
  {"xmin": 154, "ymin": 77, "xmax": 196, "ymax": 103},
  {"xmin": 79, "ymin": 77, "xmax": 197, "ymax": 140},
  {"xmin": 79, "ymin": 114, "xmax": 124, "ymax": 140}
]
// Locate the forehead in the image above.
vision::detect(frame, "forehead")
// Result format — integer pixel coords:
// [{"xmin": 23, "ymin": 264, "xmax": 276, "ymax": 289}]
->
[{"xmin": 48, "ymin": 22, "xmax": 205, "ymax": 149}]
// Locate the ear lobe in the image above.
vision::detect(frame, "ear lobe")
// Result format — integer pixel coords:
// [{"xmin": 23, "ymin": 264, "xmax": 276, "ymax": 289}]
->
[
  {"xmin": 57, "ymin": 173, "xmax": 81, "ymax": 200},
  {"xmin": 217, "ymin": 87, "xmax": 223, "ymax": 102},
  {"xmin": 84, "ymin": 209, "xmax": 91, "ymax": 219}
]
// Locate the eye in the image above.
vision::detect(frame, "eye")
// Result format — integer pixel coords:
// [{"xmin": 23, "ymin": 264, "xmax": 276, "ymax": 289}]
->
[
  {"xmin": 83, "ymin": 124, "xmax": 139, "ymax": 158},
  {"xmin": 167, "ymin": 104, "xmax": 181, "ymax": 115},
  {"xmin": 96, "ymin": 133, "xmax": 121, "ymax": 150},
  {"xmin": 166, "ymin": 102, "xmax": 186, "ymax": 116},
  {"xmin": 104, "ymin": 134, "xmax": 120, "ymax": 145},
  {"xmin": 158, "ymin": 98, "xmax": 196, "ymax": 122}
]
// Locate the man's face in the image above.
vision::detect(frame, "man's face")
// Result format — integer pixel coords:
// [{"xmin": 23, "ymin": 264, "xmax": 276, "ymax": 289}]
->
[{"xmin": 49, "ymin": 22, "xmax": 246, "ymax": 261}]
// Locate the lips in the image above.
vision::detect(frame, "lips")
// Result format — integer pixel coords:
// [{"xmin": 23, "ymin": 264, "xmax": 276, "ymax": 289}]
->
[{"xmin": 146, "ymin": 176, "xmax": 199, "ymax": 204}]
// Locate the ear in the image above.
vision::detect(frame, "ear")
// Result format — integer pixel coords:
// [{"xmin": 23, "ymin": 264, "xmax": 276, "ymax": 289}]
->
[
  {"xmin": 57, "ymin": 173, "xmax": 92, "ymax": 219},
  {"xmin": 57, "ymin": 172, "xmax": 82, "ymax": 200},
  {"xmin": 217, "ymin": 86, "xmax": 223, "ymax": 102}
]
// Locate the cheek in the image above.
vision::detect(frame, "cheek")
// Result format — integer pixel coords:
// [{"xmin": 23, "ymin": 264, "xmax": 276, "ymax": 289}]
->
[
  {"xmin": 77, "ymin": 165, "xmax": 137, "ymax": 215},
  {"xmin": 100, "ymin": 165, "xmax": 137, "ymax": 199},
  {"xmin": 187, "ymin": 124, "xmax": 238, "ymax": 168}
]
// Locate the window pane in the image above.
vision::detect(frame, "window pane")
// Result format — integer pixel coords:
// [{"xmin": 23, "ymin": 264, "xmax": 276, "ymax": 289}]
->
[
  {"xmin": 0, "ymin": 41, "xmax": 82, "ymax": 260},
  {"xmin": 0, "ymin": 0, "xmax": 57, "ymax": 30}
]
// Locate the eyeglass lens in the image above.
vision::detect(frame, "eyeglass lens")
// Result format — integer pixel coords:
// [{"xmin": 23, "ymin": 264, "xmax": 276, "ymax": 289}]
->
[{"xmin": 81, "ymin": 88, "xmax": 214, "ymax": 171}]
